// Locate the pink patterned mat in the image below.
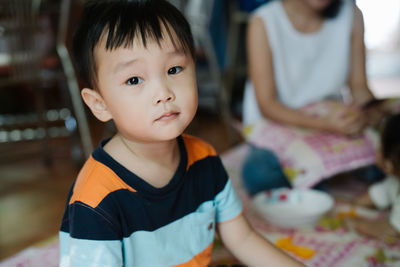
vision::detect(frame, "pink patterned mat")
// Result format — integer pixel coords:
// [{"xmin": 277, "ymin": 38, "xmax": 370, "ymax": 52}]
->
[
  {"xmin": 245, "ymin": 100, "xmax": 400, "ymax": 189},
  {"xmin": 2, "ymin": 144, "xmax": 400, "ymax": 267},
  {"xmin": 0, "ymin": 237, "xmax": 59, "ymax": 267},
  {"xmin": 216, "ymin": 144, "xmax": 400, "ymax": 267},
  {"xmin": 246, "ymin": 101, "xmax": 378, "ymax": 188}
]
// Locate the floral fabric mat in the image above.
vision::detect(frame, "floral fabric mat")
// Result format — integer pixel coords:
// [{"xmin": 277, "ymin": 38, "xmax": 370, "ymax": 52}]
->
[
  {"xmin": 212, "ymin": 144, "xmax": 400, "ymax": 267},
  {"xmin": 245, "ymin": 99, "xmax": 400, "ymax": 188},
  {"xmin": 0, "ymin": 236, "xmax": 59, "ymax": 267}
]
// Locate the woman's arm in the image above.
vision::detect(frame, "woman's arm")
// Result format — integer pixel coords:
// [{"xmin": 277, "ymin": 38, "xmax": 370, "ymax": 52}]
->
[
  {"xmin": 348, "ymin": 6, "xmax": 386, "ymax": 127},
  {"xmin": 348, "ymin": 6, "xmax": 374, "ymax": 106},
  {"xmin": 246, "ymin": 17, "xmax": 363, "ymax": 135},
  {"xmin": 218, "ymin": 215, "xmax": 304, "ymax": 267}
]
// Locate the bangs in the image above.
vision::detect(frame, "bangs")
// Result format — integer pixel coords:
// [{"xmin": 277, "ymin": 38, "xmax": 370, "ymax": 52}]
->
[
  {"xmin": 98, "ymin": 1, "xmax": 194, "ymax": 57},
  {"xmin": 104, "ymin": 17, "xmax": 178, "ymax": 52}
]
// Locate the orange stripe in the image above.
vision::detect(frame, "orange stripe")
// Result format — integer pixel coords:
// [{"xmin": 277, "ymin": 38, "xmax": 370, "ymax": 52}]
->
[
  {"xmin": 69, "ymin": 156, "xmax": 136, "ymax": 208},
  {"xmin": 182, "ymin": 134, "xmax": 216, "ymax": 170},
  {"xmin": 172, "ymin": 243, "xmax": 213, "ymax": 267}
]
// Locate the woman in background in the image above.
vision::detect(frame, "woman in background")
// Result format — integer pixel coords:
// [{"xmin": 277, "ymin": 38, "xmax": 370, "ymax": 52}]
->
[{"xmin": 241, "ymin": 0, "xmax": 381, "ymax": 195}]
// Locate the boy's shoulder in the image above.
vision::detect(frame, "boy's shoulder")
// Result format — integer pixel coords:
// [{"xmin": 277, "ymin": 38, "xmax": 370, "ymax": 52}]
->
[
  {"xmin": 182, "ymin": 134, "xmax": 217, "ymax": 167},
  {"xmin": 69, "ymin": 156, "xmax": 136, "ymax": 209},
  {"xmin": 182, "ymin": 134, "xmax": 216, "ymax": 155}
]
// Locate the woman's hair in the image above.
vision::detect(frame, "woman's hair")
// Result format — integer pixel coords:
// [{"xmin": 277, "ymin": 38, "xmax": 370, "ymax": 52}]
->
[
  {"xmin": 381, "ymin": 113, "xmax": 400, "ymax": 174},
  {"xmin": 72, "ymin": 0, "xmax": 195, "ymax": 89},
  {"xmin": 322, "ymin": 0, "xmax": 343, "ymax": 19}
]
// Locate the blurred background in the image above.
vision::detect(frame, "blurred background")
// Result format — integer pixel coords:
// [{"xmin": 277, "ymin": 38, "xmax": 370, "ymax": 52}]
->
[{"xmin": 0, "ymin": 0, "xmax": 399, "ymax": 261}]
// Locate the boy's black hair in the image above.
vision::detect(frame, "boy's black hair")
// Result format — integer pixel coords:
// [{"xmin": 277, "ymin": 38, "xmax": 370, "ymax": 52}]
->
[
  {"xmin": 381, "ymin": 113, "xmax": 400, "ymax": 173},
  {"xmin": 72, "ymin": 0, "xmax": 195, "ymax": 89},
  {"xmin": 322, "ymin": 0, "xmax": 343, "ymax": 19}
]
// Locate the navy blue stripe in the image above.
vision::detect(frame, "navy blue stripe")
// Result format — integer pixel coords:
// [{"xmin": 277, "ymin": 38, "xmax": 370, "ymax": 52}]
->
[
  {"xmin": 66, "ymin": 201, "xmax": 121, "ymax": 240},
  {"xmin": 60, "ymin": 180, "xmax": 76, "ymax": 233}
]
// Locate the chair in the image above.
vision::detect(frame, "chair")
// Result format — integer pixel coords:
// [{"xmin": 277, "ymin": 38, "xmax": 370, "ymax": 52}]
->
[
  {"xmin": 183, "ymin": 0, "xmax": 242, "ymax": 145},
  {"xmin": 184, "ymin": 0, "xmax": 229, "ymax": 114},
  {"xmin": 0, "ymin": 0, "xmax": 93, "ymax": 165}
]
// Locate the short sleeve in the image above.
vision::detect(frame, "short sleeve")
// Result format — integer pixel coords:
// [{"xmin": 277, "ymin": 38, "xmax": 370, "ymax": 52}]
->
[
  {"xmin": 215, "ymin": 178, "xmax": 243, "ymax": 223},
  {"xmin": 59, "ymin": 231, "xmax": 122, "ymax": 267},
  {"xmin": 59, "ymin": 204, "xmax": 123, "ymax": 266}
]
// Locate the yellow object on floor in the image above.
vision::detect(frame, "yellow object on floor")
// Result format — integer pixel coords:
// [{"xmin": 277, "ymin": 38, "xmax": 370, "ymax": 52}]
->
[{"xmin": 276, "ymin": 236, "xmax": 315, "ymax": 260}]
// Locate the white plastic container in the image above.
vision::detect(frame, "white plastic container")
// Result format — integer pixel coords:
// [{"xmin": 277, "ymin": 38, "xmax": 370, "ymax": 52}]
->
[{"xmin": 252, "ymin": 188, "xmax": 334, "ymax": 228}]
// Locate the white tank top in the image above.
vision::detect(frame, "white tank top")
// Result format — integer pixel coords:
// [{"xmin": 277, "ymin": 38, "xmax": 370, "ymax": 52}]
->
[{"xmin": 242, "ymin": 0, "xmax": 354, "ymax": 126}]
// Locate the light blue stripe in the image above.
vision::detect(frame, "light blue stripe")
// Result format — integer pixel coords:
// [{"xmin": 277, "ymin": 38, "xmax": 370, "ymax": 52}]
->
[
  {"xmin": 59, "ymin": 231, "xmax": 122, "ymax": 267},
  {"xmin": 124, "ymin": 200, "xmax": 216, "ymax": 266}
]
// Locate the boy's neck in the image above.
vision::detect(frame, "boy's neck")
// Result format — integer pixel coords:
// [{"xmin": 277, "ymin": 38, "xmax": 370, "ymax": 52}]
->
[
  {"xmin": 116, "ymin": 133, "xmax": 178, "ymax": 161},
  {"xmin": 104, "ymin": 133, "xmax": 181, "ymax": 188}
]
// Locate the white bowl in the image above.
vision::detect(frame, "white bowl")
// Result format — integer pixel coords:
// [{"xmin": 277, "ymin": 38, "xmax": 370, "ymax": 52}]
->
[{"xmin": 252, "ymin": 188, "xmax": 334, "ymax": 228}]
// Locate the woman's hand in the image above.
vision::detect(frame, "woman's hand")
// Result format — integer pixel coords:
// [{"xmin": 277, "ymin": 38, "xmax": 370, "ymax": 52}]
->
[{"xmin": 324, "ymin": 105, "xmax": 366, "ymax": 136}]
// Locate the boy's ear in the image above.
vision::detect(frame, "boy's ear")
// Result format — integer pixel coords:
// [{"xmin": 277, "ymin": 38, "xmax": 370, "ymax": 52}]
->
[{"xmin": 81, "ymin": 88, "xmax": 113, "ymax": 122}]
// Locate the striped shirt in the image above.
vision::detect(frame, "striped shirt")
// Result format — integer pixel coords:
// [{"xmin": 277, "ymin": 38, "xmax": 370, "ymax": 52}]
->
[{"xmin": 59, "ymin": 134, "xmax": 242, "ymax": 266}]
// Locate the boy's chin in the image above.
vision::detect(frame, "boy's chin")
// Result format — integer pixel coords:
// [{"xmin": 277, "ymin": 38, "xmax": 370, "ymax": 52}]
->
[
  {"xmin": 151, "ymin": 128, "xmax": 186, "ymax": 142},
  {"xmin": 160, "ymin": 121, "xmax": 192, "ymax": 139}
]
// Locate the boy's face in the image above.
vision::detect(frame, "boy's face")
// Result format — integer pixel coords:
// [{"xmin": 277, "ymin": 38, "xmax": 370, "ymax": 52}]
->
[{"xmin": 84, "ymin": 31, "xmax": 198, "ymax": 143}]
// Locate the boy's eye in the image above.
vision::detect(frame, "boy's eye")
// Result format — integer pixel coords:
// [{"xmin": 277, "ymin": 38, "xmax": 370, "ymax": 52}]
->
[
  {"xmin": 125, "ymin": 77, "xmax": 143, "ymax": 85},
  {"xmin": 168, "ymin": 66, "xmax": 183, "ymax": 75}
]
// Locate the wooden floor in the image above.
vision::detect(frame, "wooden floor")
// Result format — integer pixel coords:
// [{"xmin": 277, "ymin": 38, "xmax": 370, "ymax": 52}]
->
[{"xmin": 0, "ymin": 111, "xmax": 243, "ymax": 261}]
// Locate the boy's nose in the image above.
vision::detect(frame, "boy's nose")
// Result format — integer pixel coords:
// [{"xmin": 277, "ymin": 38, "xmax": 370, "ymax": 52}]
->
[
  {"xmin": 156, "ymin": 95, "xmax": 173, "ymax": 104},
  {"xmin": 154, "ymin": 83, "xmax": 175, "ymax": 105}
]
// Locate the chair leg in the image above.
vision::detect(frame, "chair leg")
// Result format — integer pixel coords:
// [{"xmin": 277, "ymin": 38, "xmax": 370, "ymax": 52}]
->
[
  {"xmin": 57, "ymin": 0, "xmax": 93, "ymax": 161},
  {"xmin": 57, "ymin": 44, "xmax": 93, "ymax": 160}
]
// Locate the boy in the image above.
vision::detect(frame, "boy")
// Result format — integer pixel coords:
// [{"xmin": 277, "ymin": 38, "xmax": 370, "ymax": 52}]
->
[
  {"xmin": 352, "ymin": 114, "xmax": 400, "ymax": 240},
  {"xmin": 59, "ymin": 0, "xmax": 303, "ymax": 266}
]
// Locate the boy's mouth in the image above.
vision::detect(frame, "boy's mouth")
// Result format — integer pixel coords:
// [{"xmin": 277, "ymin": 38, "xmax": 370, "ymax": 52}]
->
[{"xmin": 155, "ymin": 111, "xmax": 180, "ymax": 122}]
